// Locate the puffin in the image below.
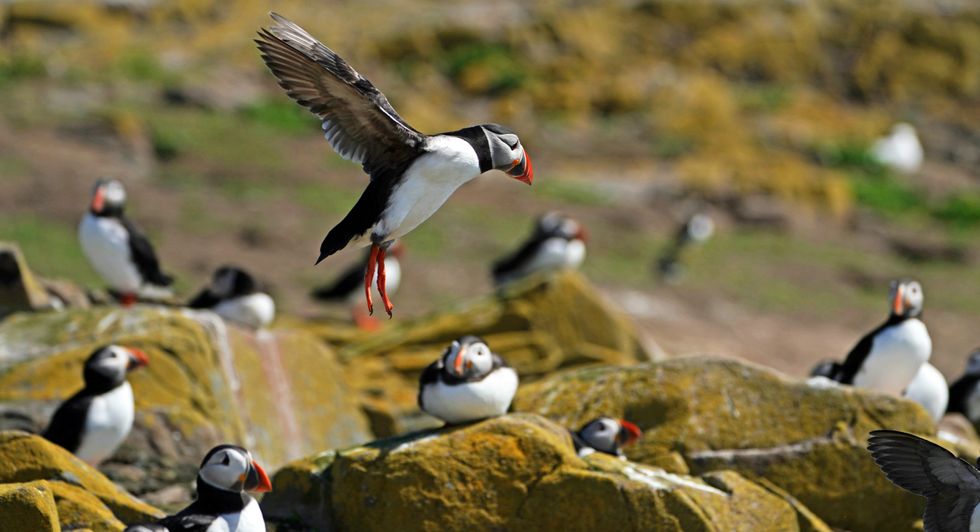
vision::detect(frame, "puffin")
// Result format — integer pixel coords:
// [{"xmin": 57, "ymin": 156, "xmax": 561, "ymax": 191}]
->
[
  {"xmin": 947, "ymin": 348, "xmax": 980, "ymax": 426},
  {"xmin": 491, "ymin": 212, "xmax": 586, "ymax": 286},
  {"xmin": 43, "ymin": 345, "xmax": 149, "ymax": 465},
  {"xmin": 124, "ymin": 444, "xmax": 272, "ymax": 532},
  {"xmin": 188, "ymin": 266, "xmax": 276, "ymax": 330},
  {"xmin": 868, "ymin": 429, "xmax": 980, "ymax": 532},
  {"xmin": 256, "ymin": 13, "xmax": 533, "ymax": 317},
  {"xmin": 902, "ymin": 362, "xmax": 949, "ymax": 422},
  {"xmin": 570, "ymin": 417, "xmax": 642, "ymax": 458},
  {"xmin": 418, "ymin": 336, "xmax": 519, "ymax": 425},
  {"xmin": 833, "ymin": 279, "xmax": 932, "ymax": 396},
  {"xmin": 78, "ymin": 178, "xmax": 174, "ymax": 305},
  {"xmin": 809, "ymin": 359, "xmax": 842, "ymax": 380},
  {"xmin": 656, "ymin": 211, "xmax": 714, "ymax": 283},
  {"xmin": 871, "ymin": 122, "xmax": 923, "ymax": 175},
  {"xmin": 310, "ymin": 241, "xmax": 404, "ymax": 329}
]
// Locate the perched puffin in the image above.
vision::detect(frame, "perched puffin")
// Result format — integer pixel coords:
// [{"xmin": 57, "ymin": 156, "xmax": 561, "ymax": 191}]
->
[
  {"xmin": 311, "ymin": 241, "xmax": 403, "ymax": 329},
  {"xmin": 903, "ymin": 363, "xmax": 949, "ymax": 421},
  {"xmin": 124, "ymin": 444, "xmax": 272, "ymax": 532},
  {"xmin": 833, "ymin": 279, "xmax": 932, "ymax": 396},
  {"xmin": 868, "ymin": 429, "xmax": 980, "ymax": 532},
  {"xmin": 418, "ymin": 336, "xmax": 519, "ymax": 425},
  {"xmin": 947, "ymin": 348, "xmax": 980, "ymax": 426},
  {"xmin": 43, "ymin": 345, "xmax": 149, "ymax": 465},
  {"xmin": 188, "ymin": 266, "xmax": 276, "ymax": 330},
  {"xmin": 656, "ymin": 211, "xmax": 714, "ymax": 283},
  {"xmin": 491, "ymin": 213, "xmax": 586, "ymax": 286},
  {"xmin": 570, "ymin": 417, "xmax": 642, "ymax": 458},
  {"xmin": 79, "ymin": 179, "xmax": 173, "ymax": 305},
  {"xmin": 256, "ymin": 13, "xmax": 533, "ymax": 317},
  {"xmin": 871, "ymin": 122, "xmax": 923, "ymax": 175}
]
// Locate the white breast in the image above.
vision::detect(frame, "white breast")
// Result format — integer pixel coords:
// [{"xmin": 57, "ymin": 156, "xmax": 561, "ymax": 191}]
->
[
  {"xmin": 902, "ymin": 362, "xmax": 948, "ymax": 421},
  {"xmin": 207, "ymin": 497, "xmax": 265, "ymax": 532},
  {"xmin": 213, "ymin": 293, "xmax": 276, "ymax": 329},
  {"xmin": 347, "ymin": 257, "xmax": 401, "ymax": 306},
  {"xmin": 74, "ymin": 382, "xmax": 135, "ymax": 465},
  {"xmin": 79, "ymin": 214, "xmax": 143, "ymax": 294},
  {"xmin": 853, "ymin": 319, "xmax": 932, "ymax": 396},
  {"xmin": 421, "ymin": 367, "xmax": 519, "ymax": 424},
  {"xmin": 372, "ymin": 136, "xmax": 481, "ymax": 242}
]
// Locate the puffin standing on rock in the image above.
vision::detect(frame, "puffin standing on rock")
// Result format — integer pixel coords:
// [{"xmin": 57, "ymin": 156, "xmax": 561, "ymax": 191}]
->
[
  {"xmin": 256, "ymin": 13, "xmax": 533, "ymax": 317},
  {"xmin": 79, "ymin": 179, "xmax": 174, "ymax": 305},
  {"xmin": 311, "ymin": 241, "xmax": 404, "ymax": 329},
  {"xmin": 418, "ymin": 336, "xmax": 519, "ymax": 424},
  {"xmin": 124, "ymin": 444, "xmax": 272, "ymax": 532},
  {"xmin": 491, "ymin": 212, "xmax": 586, "ymax": 286},
  {"xmin": 570, "ymin": 417, "xmax": 642, "ymax": 458},
  {"xmin": 188, "ymin": 266, "xmax": 276, "ymax": 330},
  {"xmin": 43, "ymin": 345, "xmax": 149, "ymax": 465}
]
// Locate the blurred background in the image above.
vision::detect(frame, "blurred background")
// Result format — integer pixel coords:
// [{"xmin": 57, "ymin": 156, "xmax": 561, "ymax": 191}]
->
[{"xmin": 0, "ymin": 0, "xmax": 977, "ymax": 377}]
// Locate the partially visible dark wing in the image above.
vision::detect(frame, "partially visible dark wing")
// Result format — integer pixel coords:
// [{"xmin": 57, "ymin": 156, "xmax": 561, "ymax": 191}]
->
[
  {"xmin": 809, "ymin": 360, "xmax": 842, "ymax": 379},
  {"xmin": 311, "ymin": 252, "xmax": 367, "ymax": 300},
  {"xmin": 187, "ymin": 288, "xmax": 220, "ymax": 309},
  {"xmin": 256, "ymin": 13, "xmax": 425, "ymax": 181},
  {"xmin": 837, "ymin": 325, "xmax": 884, "ymax": 385},
  {"xmin": 569, "ymin": 429, "xmax": 587, "ymax": 453},
  {"xmin": 42, "ymin": 392, "xmax": 93, "ymax": 454},
  {"xmin": 491, "ymin": 235, "xmax": 546, "ymax": 284},
  {"xmin": 119, "ymin": 216, "xmax": 173, "ymax": 287},
  {"xmin": 417, "ymin": 359, "xmax": 443, "ymax": 411},
  {"xmin": 156, "ymin": 510, "xmax": 215, "ymax": 531},
  {"xmin": 947, "ymin": 377, "xmax": 979, "ymax": 416},
  {"xmin": 923, "ymin": 493, "xmax": 978, "ymax": 532}
]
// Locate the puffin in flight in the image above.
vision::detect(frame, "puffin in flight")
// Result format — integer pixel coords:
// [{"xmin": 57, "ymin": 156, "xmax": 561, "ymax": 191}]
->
[
  {"xmin": 256, "ymin": 13, "xmax": 533, "ymax": 317},
  {"xmin": 947, "ymin": 348, "xmax": 980, "ymax": 428},
  {"xmin": 418, "ymin": 336, "xmax": 519, "ymax": 425},
  {"xmin": 491, "ymin": 212, "xmax": 586, "ymax": 286},
  {"xmin": 79, "ymin": 179, "xmax": 173, "ymax": 305},
  {"xmin": 43, "ymin": 345, "xmax": 149, "ymax": 465},
  {"xmin": 188, "ymin": 266, "xmax": 276, "ymax": 330},
  {"xmin": 831, "ymin": 279, "xmax": 932, "ymax": 396},
  {"xmin": 124, "ymin": 444, "xmax": 272, "ymax": 532},
  {"xmin": 570, "ymin": 416, "xmax": 642, "ymax": 458},
  {"xmin": 311, "ymin": 241, "xmax": 404, "ymax": 329},
  {"xmin": 868, "ymin": 429, "xmax": 980, "ymax": 532}
]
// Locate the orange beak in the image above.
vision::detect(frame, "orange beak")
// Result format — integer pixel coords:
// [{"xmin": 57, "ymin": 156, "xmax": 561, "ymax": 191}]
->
[
  {"xmin": 245, "ymin": 460, "xmax": 272, "ymax": 493},
  {"xmin": 576, "ymin": 226, "xmax": 588, "ymax": 242},
  {"xmin": 453, "ymin": 345, "xmax": 468, "ymax": 375},
  {"xmin": 617, "ymin": 419, "xmax": 642, "ymax": 447},
  {"xmin": 126, "ymin": 348, "xmax": 149, "ymax": 370},
  {"xmin": 892, "ymin": 285, "xmax": 905, "ymax": 315},
  {"xmin": 91, "ymin": 188, "xmax": 105, "ymax": 213},
  {"xmin": 507, "ymin": 151, "xmax": 533, "ymax": 185}
]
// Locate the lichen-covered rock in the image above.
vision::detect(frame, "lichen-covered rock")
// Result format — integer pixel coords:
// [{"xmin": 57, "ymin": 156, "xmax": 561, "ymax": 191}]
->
[
  {"xmin": 514, "ymin": 357, "xmax": 935, "ymax": 532},
  {"xmin": 0, "ymin": 481, "xmax": 60, "ymax": 532},
  {"xmin": 310, "ymin": 271, "xmax": 650, "ymax": 436},
  {"xmin": 0, "ymin": 305, "xmax": 371, "ymax": 496},
  {"xmin": 0, "ymin": 242, "xmax": 57, "ymax": 318},
  {"xmin": 263, "ymin": 413, "xmax": 821, "ymax": 531},
  {"xmin": 0, "ymin": 431, "xmax": 161, "ymax": 529}
]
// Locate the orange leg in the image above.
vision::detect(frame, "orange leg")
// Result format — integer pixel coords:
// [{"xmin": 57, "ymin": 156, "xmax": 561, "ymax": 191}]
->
[
  {"xmin": 376, "ymin": 245, "xmax": 394, "ymax": 317},
  {"xmin": 364, "ymin": 245, "xmax": 379, "ymax": 315},
  {"xmin": 120, "ymin": 293, "xmax": 137, "ymax": 307},
  {"xmin": 352, "ymin": 307, "xmax": 380, "ymax": 331}
]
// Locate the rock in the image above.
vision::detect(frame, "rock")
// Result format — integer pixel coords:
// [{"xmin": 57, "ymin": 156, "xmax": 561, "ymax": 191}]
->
[
  {"xmin": 0, "ymin": 481, "xmax": 60, "ymax": 532},
  {"xmin": 0, "ymin": 431, "xmax": 162, "ymax": 528},
  {"xmin": 262, "ymin": 413, "xmax": 819, "ymax": 531},
  {"xmin": 514, "ymin": 357, "xmax": 935, "ymax": 532},
  {"xmin": 0, "ymin": 242, "xmax": 56, "ymax": 318},
  {"xmin": 311, "ymin": 271, "xmax": 649, "ymax": 436},
  {"xmin": 0, "ymin": 305, "xmax": 371, "ymax": 497}
]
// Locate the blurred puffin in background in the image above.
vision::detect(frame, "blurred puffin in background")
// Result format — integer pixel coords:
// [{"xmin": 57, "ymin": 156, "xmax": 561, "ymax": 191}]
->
[
  {"xmin": 656, "ymin": 211, "xmax": 714, "ymax": 283},
  {"xmin": 871, "ymin": 122, "xmax": 923, "ymax": 175},
  {"xmin": 570, "ymin": 416, "xmax": 642, "ymax": 458},
  {"xmin": 311, "ymin": 241, "xmax": 404, "ymax": 329},
  {"xmin": 492, "ymin": 212, "xmax": 586, "ymax": 286},
  {"xmin": 947, "ymin": 348, "xmax": 980, "ymax": 428},
  {"xmin": 188, "ymin": 266, "xmax": 276, "ymax": 330}
]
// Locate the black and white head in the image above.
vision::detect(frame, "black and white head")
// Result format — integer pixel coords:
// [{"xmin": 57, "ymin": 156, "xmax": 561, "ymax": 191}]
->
[
  {"xmin": 576, "ymin": 416, "xmax": 642, "ymax": 455},
  {"xmin": 198, "ymin": 444, "xmax": 272, "ymax": 494},
  {"xmin": 89, "ymin": 178, "xmax": 127, "ymax": 216},
  {"xmin": 888, "ymin": 279, "xmax": 924, "ymax": 318},
  {"xmin": 83, "ymin": 345, "xmax": 149, "ymax": 391},
  {"xmin": 442, "ymin": 336, "xmax": 496, "ymax": 380},
  {"xmin": 537, "ymin": 212, "xmax": 587, "ymax": 242},
  {"xmin": 210, "ymin": 266, "xmax": 260, "ymax": 299},
  {"xmin": 479, "ymin": 124, "xmax": 533, "ymax": 185}
]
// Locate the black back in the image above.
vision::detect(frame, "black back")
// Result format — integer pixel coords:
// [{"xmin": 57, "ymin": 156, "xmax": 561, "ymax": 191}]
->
[
  {"xmin": 188, "ymin": 267, "xmax": 259, "ymax": 308},
  {"xmin": 317, "ymin": 176, "xmax": 407, "ymax": 263},
  {"xmin": 311, "ymin": 251, "xmax": 369, "ymax": 300},
  {"xmin": 119, "ymin": 215, "xmax": 173, "ymax": 287},
  {"xmin": 491, "ymin": 233, "xmax": 550, "ymax": 283},
  {"xmin": 809, "ymin": 360, "xmax": 842, "ymax": 379},
  {"xmin": 42, "ymin": 391, "xmax": 95, "ymax": 454},
  {"xmin": 835, "ymin": 314, "xmax": 907, "ymax": 384}
]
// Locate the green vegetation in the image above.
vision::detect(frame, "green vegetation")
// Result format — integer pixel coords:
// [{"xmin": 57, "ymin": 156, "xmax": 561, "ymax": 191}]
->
[
  {"xmin": 241, "ymin": 100, "xmax": 318, "ymax": 135},
  {"xmin": 534, "ymin": 179, "xmax": 612, "ymax": 207},
  {"xmin": 0, "ymin": 54, "xmax": 46, "ymax": 85},
  {"xmin": 0, "ymin": 216, "xmax": 99, "ymax": 286}
]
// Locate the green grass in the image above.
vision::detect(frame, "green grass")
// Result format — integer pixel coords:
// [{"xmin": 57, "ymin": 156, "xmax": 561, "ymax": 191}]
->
[
  {"xmin": 241, "ymin": 100, "xmax": 319, "ymax": 135},
  {"xmin": 534, "ymin": 179, "xmax": 613, "ymax": 206},
  {"xmin": 0, "ymin": 55, "xmax": 46, "ymax": 86},
  {"xmin": 931, "ymin": 194, "xmax": 980, "ymax": 228},
  {"xmin": 0, "ymin": 216, "xmax": 100, "ymax": 287},
  {"xmin": 147, "ymin": 108, "xmax": 287, "ymax": 171}
]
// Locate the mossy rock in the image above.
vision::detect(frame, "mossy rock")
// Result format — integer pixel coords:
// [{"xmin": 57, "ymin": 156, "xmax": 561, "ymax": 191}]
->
[
  {"xmin": 0, "ymin": 431, "xmax": 161, "ymax": 529},
  {"xmin": 513, "ymin": 357, "xmax": 935, "ymax": 532},
  {"xmin": 0, "ymin": 305, "xmax": 371, "ymax": 492},
  {"xmin": 0, "ymin": 481, "xmax": 60, "ymax": 532},
  {"xmin": 263, "ymin": 413, "xmax": 824, "ymax": 531},
  {"xmin": 311, "ymin": 271, "xmax": 649, "ymax": 436}
]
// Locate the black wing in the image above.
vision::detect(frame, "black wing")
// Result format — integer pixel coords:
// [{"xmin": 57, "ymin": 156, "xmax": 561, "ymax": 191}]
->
[
  {"xmin": 186, "ymin": 288, "xmax": 220, "ymax": 309},
  {"xmin": 155, "ymin": 513, "xmax": 215, "ymax": 532},
  {"xmin": 417, "ymin": 358, "xmax": 443, "ymax": 411},
  {"xmin": 569, "ymin": 429, "xmax": 587, "ymax": 453},
  {"xmin": 809, "ymin": 360, "xmax": 842, "ymax": 379},
  {"xmin": 492, "ymin": 235, "xmax": 547, "ymax": 284},
  {"xmin": 42, "ymin": 392, "xmax": 93, "ymax": 454},
  {"xmin": 836, "ymin": 323, "xmax": 888, "ymax": 384},
  {"xmin": 311, "ymin": 251, "xmax": 368, "ymax": 300},
  {"xmin": 947, "ymin": 376, "xmax": 977, "ymax": 416},
  {"xmin": 119, "ymin": 216, "xmax": 173, "ymax": 287}
]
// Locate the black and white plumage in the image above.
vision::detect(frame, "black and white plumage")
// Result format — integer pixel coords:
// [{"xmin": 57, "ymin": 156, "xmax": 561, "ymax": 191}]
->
[
  {"xmin": 868, "ymin": 429, "xmax": 980, "ymax": 532},
  {"xmin": 417, "ymin": 336, "xmax": 519, "ymax": 424},
  {"xmin": 570, "ymin": 417, "xmax": 642, "ymax": 458},
  {"xmin": 311, "ymin": 242, "xmax": 403, "ymax": 328},
  {"xmin": 43, "ymin": 345, "xmax": 149, "ymax": 465},
  {"xmin": 188, "ymin": 266, "xmax": 276, "ymax": 330},
  {"xmin": 79, "ymin": 179, "xmax": 173, "ymax": 305},
  {"xmin": 256, "ymin": 13, "xmax": 533, "ymax": 317},
  {"xmin": 833, "ymin": 279, "xmax": 932, "ymax": 395},
  {"xmin": 491, "ymin": 212, "xmax": 586, "ymax": 286},
  {"xmin": 948, "ymin": 349, "xmax": 980, "ymax": 426},
  {"xmin": 124, "ymin": 444, "xmax": 272, "ymax": 532},
  {"xmin": 656, "ymin": 211, "xmax": 714, "ymax": 283}
]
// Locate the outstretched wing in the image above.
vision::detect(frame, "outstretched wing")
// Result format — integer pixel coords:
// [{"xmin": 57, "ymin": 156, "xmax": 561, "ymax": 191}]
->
[
  {"xmin": 256, "ymin": 12, "xmax": 425, "ymax": 181},
  {"xmin": 119, "ymin": 216, "xmax": 173, "ymax": 287}
]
